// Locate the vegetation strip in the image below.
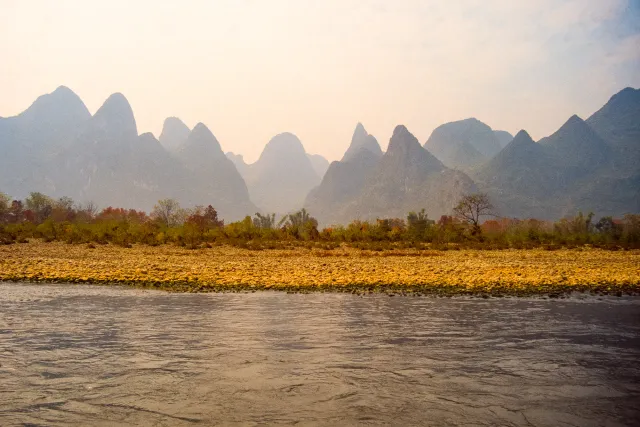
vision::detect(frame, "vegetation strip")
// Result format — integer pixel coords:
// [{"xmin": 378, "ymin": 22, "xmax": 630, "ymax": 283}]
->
[{"xmin": 1, "ymin": 242, "xmax": 638, "ymax": 296}]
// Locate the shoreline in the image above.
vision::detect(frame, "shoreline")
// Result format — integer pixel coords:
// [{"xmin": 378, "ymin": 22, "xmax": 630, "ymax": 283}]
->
[
  {"xmin": 4, "ymin": 281, "xmax": 640, "ymax": 301},
  {"xmin": 1, "ymin": 241, "xmax": 639, "ymax": 297},
  {"xmin": 2, "ymin": 279, "xmax": 639, "ymax": 298}
]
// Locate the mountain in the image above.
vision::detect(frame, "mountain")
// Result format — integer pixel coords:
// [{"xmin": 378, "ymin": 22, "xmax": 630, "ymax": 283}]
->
[
  {"xmin": 158, "ymin": 117, "xmax": 190, "ymax": 151},
  {"xmin": 175, "ymin": 123, "xmax": 256, "ymax": 218},
  {"xmin": 341, "ymin": 122, "xmax": 383, "ymax": 162},
  {"xmin": 307, "ymin": 153, "xmax": 330, "ymax": 178},
  {"xmin": 0, "ymin": 86, "xmax": 91, "ymax": 198},
  {"xmin": 473, "ymin": 114, "xmax": 632, "ymax": 219},
  {"xmin": 586, "ymin": 87, "xmax": 640, "ymax": 176},
  {"xmin": 538, "ymin": 115, "xmax": 611, "ymax": 174},
  {"xmin": 424, "ymin": 118, "xmax": 503, "ymax": 170},
  {"xmin": 493, "ymin": 130, "xmax": 513, "ymax": 147},
  {"xmin": 305, "ymin": 123, "xmax": 382, "ymax": 224},
  {"xmin": 0, "ymin": 88, "xmax": 256, "ymax": 220},
  {"xmin": 348, "ymin": 125, "xmax": 476, "ymax": 220},
  {"xmin": 473, "ymin": 88, "xmax": 640, "ymax": 219},
  {"xmin": 241, "ymin": 132, "xmax": 320, "ymax": 214},
  {"xmin": 0, "ymin": 85, "xmax": 90, "ymax": 152},
  {"xmin": 472, "ymin": 130, "xmax": 560, "ymax": 218},
  {"xmin": 307, "ymin": 125, "xmax": 475, "ymax": 224},
  {"xmin": 51, "ymin": 92, "xmax": 156, "ymax": 208},
  {"xmin": 2, "ymin": 86, "xmax": 637, "ymax": 222},
  {"xmin": 226, "ymin": 140, "xmax": 324, "ymax": 214}
]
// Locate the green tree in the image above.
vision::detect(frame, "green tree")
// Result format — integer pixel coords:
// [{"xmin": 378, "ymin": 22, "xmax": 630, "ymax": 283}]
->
[
  {"xmin": 278, "ymin": 208, "xmax": 315, "ymax": 228},
  {"xmin": 0, "ymin": 192, "xmax": 10, "ymax": 223},
  {"xmin": 278, "ymin": 209, "xmax": 318, "ymax": 239},
  {"xmin": 406, "ymin": 209, "xmax": 433, "ymax": 240},
  {"xmin": 25, "ymin": 192, "xmax": 54, "ymax": 223},
  {"xmin": 253, "ymin": 212, "xmax": 276, "ymax": 229}
]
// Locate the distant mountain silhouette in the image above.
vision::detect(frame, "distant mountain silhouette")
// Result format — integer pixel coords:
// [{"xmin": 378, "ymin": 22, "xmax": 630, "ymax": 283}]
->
[
  {"xmin": 50, "ymin": 92, "xmax": 154, "ymax": 209},
  {"xmin": 341, "ymin": 122, "xmax": 383, "ymax": 162},
  {"xmin": 0, "ymin": 88, "xmax": 256, "ymax": 219},
  {"xmin": 538, "ymin": 114, "xmax": 611, "ymax": 174},
  {"xmin": 305, "ymin": 123, "xmax": 382, "ymax": 224},
  {"xmin": 238, "ymin": 133, "xmax": 320, "ymax": 214},
  {"xmin": 159, "ymin": 117, "xmax": 190, "ymax": 151},
  {"xmin": 1, "ymin": 86, "xmax": 638, "ymax": 222},
  {"xmin": 424, "ymin": 118, "xmax": 503, "ymax": 170},
  {"xmin": 175, "ymin": 123, "xmax": 256, "ymax": 218},
  {"xmin": 0, "ymin": 86, "xmax": 91, "ymax": 197},
  {"xmin": 473, "ymin": 98, "xmax": 637, "ymax": 219},
  {"xmin": 307, "ymin": 153, "xmax": 330, "ymax": 178},
  {"xmin": 586, "ymin": 87, "xmax": 640, "ymax": 177},
  {"xmin": 348, "ymin": 125, "xmax": 476, "ymax": 220},
  {"xmin": 307, "ymin": 124, "xmax": 475, "ymax": 224},
  {"xmin": 472, "ymin": 130, "xmax": 559, "ymax": 218}
]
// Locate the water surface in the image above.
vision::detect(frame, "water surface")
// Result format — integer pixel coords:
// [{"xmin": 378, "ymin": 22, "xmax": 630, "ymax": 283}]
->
[{"xmin": 1, "ymin": 283, "xmax": 639, "ymax": 426}]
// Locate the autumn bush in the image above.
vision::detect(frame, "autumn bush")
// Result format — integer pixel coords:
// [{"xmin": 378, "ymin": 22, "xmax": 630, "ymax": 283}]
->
[{"xmin": 1, "ymin": 191, "xmax": 639, "ymax": 250}]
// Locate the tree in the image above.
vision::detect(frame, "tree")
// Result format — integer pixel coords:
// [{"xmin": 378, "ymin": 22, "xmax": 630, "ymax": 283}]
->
[
  {"xmin": 203, "ymin": 205, "xmax": 224, "ymax": 228},
  {"xmin": 51, "ymin": 196, "xmax": 76, "ymax": 222},
  {"xmin": 595, "ymin": 216, "xmax": 622, "ymax": 241},
  {"xmin": 151, "ymin": 198, "xmax": 185, "ymax": 227},
  {"xmin": 186, "ymin": 205, "xmax": 224, "ymax": 232},
  {"xmin": 278, "ymin": 208, "xmax": 315, "ymax": 229},
  {"xmin": 76, "ymin": 201, "xmax": 98, "ymax": 222},
  {"xmin": 253, "ymin": 212, "xmax": 276, "ymax": 229},
  {"xmin": 8, "ymin": 200, "xmax": 24, "ymax": 223},
  {"xmin": 406, "ymin": 209, "xmax": 433, "ymax": 239},
  {"xmin": 0, "ymin": 192, "xmax": 10, "ymax": 223},
  {"xmin": 453, "ymin": 193, "xmax": 494, "ymax": 235},
  {"xmin": 25, "ymin": 192, "xmax": 54, "ymax": 223},
  {"xmin": 278, "ymin": 208, "xmax": 319, "ymax": 239}
]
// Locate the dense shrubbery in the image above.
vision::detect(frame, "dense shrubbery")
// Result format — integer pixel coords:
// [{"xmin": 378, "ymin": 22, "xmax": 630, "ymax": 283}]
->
[{"xmin": 1, "ymin": 191, "xmax": 639, "ymax": 249}]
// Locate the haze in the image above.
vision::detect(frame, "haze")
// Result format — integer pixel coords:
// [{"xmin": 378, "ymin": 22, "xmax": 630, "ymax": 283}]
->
[{"xmin": 1, "ymin": 0, "xmax": 639, "ymax": 162}]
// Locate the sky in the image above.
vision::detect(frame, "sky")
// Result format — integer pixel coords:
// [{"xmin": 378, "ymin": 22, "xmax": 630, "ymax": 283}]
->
[{"xmin": 1, "ymin": 0, "xmax": 639, "ymax": 162}]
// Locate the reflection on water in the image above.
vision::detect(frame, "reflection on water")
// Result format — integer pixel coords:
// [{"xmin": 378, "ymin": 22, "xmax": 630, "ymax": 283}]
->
[{"xmin": 1, "ymin": 283, "xmax": 639, "ymax": 426}]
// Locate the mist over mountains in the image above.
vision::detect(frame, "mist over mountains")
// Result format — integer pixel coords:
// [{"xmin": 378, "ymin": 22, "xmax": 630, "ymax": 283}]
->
[{"xmin": 1, "ymin": 86, "xmax": 638, "ymax": 223}]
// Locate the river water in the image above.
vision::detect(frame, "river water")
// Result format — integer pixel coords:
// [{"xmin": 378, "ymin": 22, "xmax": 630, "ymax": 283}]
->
[{"xmin": 0, "ymin": 283, "xmax": 639, "ymax": 426}]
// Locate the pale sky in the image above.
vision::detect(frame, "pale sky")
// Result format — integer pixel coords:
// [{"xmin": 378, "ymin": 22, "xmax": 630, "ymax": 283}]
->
[{"xmin": 1, "ymin": 0, "xmax": 639, "ymax": 162}]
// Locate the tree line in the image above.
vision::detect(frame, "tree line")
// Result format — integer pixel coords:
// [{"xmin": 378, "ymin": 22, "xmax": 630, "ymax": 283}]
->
[{"xmin": 0, "ymin": 191, "xmax": 638, "ymax": 249}]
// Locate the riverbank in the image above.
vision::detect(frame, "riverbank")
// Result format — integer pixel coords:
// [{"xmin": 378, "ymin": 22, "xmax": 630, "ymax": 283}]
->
[{"xmin": 1, "ymin": 241, "xmax": 638, "ymax": 296}]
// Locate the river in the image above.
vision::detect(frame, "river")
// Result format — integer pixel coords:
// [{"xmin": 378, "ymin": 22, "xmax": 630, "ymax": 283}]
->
[{"xmin": 1, "ymin": 283, "xmax": 639, "ymax": 426}]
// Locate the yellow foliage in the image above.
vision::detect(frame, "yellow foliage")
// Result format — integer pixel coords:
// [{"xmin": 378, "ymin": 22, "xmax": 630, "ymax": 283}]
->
[{"xmin": 0, "ymin": 241, "xmax": 638, "ymax": 295}]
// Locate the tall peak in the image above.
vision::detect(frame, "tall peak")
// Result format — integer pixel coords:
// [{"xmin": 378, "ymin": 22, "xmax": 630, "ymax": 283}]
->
[
  {"xmin": 50, "ymin": 85, "xmax": 77, "ymax": 99},
  {"xmin": 612, "ymin": 87, "xmax": 639, "ymax": 99},
  {"xmin": 353, "ymin": 122, "xmax": 366, "ymax": 137},
  {"xmin": 566, "ymin": 114, "xmax": 584, "ymax": 124},
  {"xmin": 342, "ymin": 122, "xmax": 382, "ymax": 162},
  {"xmin": 388, "ymin": 125, "xmax": 419, "ymax": 151},
  {"xmin": 260, "ymin": 132, "xmax": 307, "ymax": 160},
  {"xmin": 179, "ymin": 122, "xmax": 224, "ymax": 159},
  {"xmin": 159, "ymin": 116, "xmax": 190, "ymax": 151},
  {"xmin": 386, "ymin": 124, "xmax": 438, "ymax": 164},
  {"xmin": 92, "ymin": 92, "xmax": 137, "ymax": 137},
  {"xmin": 19, "ymin": 85, "xmax": 90, "ymax": 122},
  {"xmin": 548, "ymin": 114, "xmax": 592, "ymax": 138},
  {"xmin": 189, "ymin": 122, "xmax": 219, "ymax": 145},
  {"xmin": 510, "ymin": 130, "xmax": 535, "ymax": 146}
]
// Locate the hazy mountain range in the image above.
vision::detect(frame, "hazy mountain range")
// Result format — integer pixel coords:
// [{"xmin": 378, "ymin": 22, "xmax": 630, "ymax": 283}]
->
[{"xmin": 1, "ymin": 86, "xmax": 638, "ymax": 223}]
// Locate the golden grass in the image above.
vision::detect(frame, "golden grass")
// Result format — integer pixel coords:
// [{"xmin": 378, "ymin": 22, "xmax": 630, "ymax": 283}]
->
[{"xmin": 0, "ymin": 241, "xmax": 638, "ymax": 295}]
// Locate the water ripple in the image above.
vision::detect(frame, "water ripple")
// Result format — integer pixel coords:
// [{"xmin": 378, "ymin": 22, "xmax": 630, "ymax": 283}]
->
[{"xmin": 1, "ymin": 283, "xmax": 639, "ymax": 426}]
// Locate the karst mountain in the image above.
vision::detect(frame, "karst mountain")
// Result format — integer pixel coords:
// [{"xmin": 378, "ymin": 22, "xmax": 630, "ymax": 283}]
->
[{"xmin": 1, "ymin": 86, "xmax": 638, "ymax": 222}]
